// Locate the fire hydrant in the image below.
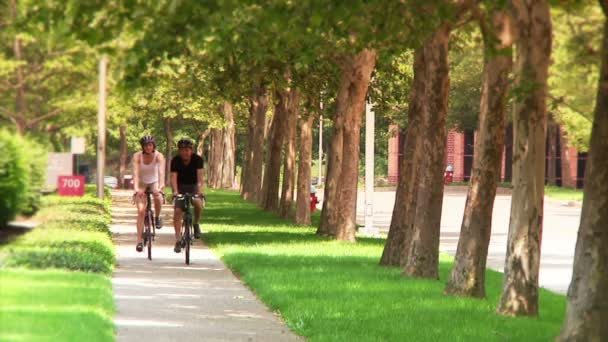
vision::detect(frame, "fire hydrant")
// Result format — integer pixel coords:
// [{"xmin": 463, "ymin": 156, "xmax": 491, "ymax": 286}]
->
[
  {"xmin": 444, "ymin": 164, "xmax": 454, "ymax": 185},
  {"xmin": 310, "ymin": 185, "xmax": 319, "ymax": 212}
]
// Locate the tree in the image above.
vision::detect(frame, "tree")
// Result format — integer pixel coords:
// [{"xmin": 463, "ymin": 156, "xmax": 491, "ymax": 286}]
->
[
  {"xmin": 558, "ymin": 1, "xmax": 608, "ymax": 339},
  {"xmin": 497, "ymin": 0, "xmax": 552, "ymax": 317},
  {"xmin": 445, "ymin": 3, "xmax": 514, "ymax": 297},
  {"xmin": 295, "ymin": 103, "xmax": 316, "ymax": 225},
  {"xmin": 241, "ymin": 84, "xmax": 269, "ymax": 201},
  {"xmin": 279, "ymin": 88, "xmax": 299, "ymax": 218}
]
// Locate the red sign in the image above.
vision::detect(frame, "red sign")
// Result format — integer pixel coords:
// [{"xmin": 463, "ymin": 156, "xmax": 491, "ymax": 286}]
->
[{"xmin": 58, "ymin": 175, "xmax": 85, "ymax": 197}]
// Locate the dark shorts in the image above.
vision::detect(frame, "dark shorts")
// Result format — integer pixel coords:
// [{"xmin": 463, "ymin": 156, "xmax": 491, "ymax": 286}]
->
[{"xmin": 174, "ymin": 184, "xmax": 198, "ymax": 210}]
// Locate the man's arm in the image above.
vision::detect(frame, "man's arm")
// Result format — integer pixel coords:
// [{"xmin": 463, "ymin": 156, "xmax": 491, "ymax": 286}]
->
[
  {"xmin": 171, "ymin": 172, "xmax": 179, "ymax": 196},
  {"xmin": 157, "ymin": 153, "xmax": 166, "ymax": 190},
  {"xmin": 132, "ymin": 153, "xmax": 141, "ymax": 193}
]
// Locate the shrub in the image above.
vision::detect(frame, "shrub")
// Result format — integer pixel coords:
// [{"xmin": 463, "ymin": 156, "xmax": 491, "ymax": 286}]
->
[
  {"xmin": 0, "ymin": 130, "xmax": 29, "ymax": 227},
  {"xmin": 20, "ymin": 138, "xmax": 48, "ymax": 216}
]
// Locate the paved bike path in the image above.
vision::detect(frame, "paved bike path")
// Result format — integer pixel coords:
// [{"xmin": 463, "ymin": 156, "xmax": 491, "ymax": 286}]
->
[{"xmin": 110, "ymin": 191, "xmax": 300, "ymax": 341}]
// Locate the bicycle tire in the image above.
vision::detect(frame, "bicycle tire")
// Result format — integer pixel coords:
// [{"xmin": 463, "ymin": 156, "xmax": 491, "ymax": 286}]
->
[
  {"xmin": 146, "ymin": 211, "xmax": 153, "ymax": 260},
  {"xmin": 185, "ymin": 222, "xmax": 191, "ymax": 265}
]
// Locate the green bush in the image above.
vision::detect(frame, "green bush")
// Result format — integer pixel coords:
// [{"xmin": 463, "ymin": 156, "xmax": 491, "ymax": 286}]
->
[
  {"xmin": 85, "ymin": 184, "xmax": 112, "ymax": 199},
  {"xmin": 0, "ymin": 130, "xmax": 29, "ymax": 227},
  {"xmin": 20, "ymin": 139, "xmax": 47, "ymax": 216}
]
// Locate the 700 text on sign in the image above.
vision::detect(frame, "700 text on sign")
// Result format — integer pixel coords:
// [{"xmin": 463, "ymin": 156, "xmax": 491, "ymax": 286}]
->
[{"xmin": 58, "ymin": 175, "xmax": 85, "ymax": 197}]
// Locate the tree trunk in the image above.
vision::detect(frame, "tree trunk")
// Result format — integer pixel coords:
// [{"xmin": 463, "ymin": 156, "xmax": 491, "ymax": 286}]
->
[
  {"xmin": 296, "ymin": 113, "xmax": 315, "ymax": 225},
  {"xmin": 220, "ymin": 102, "xmax": 236, "ymax": 189},
  {"xmin": 380, "ymin": 107, "xmax": 425, "ymax": 265},
  {"xmin": 445, "ymin": 9, "xmax": 514, "ymax": 297},
  {"xmin": 558, "ymin": 5, "xmax": 608, "ymax": 339},
  {"xmin": 497, "ymin": 0, "xmax": 552, "ymax": 317},
  {"xmin": 261, "ymin": 88, "xmax": 289, "ymax": 211},
  {"xmin": 402, "ymin": 25, "xmax": 451, "ymax": 278},
  {"xmin": 164, "ymin": 118, "xmax": 173, "ymax": 186},
  {"xmin": 279, "ymin": 89, "xmax": 299, "ymax": 218},
  {"xmin": 208, "ymin": 128, "xmax": 224, "ymax": 189},
  {"xmin": 197, "ymin": 129, "xmax": 210, "ymax": 159},
  {"xmin": 241, "ymin": 86, "xmax": 270, "ymax": 202},
  {"xmin": 119, "ymin": 124, "xmax": 128, "ymax": 188},
  {"xmin": 333, "ymin": 49, "xmax": 377, "ymax": 242},
  {"xmin": 10, "ymin": 0, "xmax": 26, "ymax": 136},
  {"xmin": 317, "ymin": 103, "xmax": 344, "ymax": 236}
]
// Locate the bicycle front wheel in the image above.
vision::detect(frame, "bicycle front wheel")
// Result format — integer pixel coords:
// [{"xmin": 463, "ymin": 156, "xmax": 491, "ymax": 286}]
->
[{"xmin": 184, "ymin": 223, "xmax": 191, "ymax": 265}]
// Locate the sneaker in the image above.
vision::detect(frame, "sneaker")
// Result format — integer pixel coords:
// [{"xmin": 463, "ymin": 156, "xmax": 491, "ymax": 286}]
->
[
  {"xmin": 194, "ymin": 224, "xmax": 201, "ymax": 239},
  {"xmin": 174, "ymin": 241, "xmax": 182, "ymax": 253},
  {"xmin": 136, "ymin": 242, "xmax": 143, "ymax": 252},
  {"xmin": 155, "ymin": 216, "xmax": 162, "ymax": 229}
]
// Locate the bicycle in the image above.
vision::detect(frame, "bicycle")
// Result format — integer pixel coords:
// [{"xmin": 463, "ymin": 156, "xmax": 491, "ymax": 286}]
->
[
  {"xmin": 138, "ymin": 190, "xmax": 164, "ymax": 260},
  {"xmin": 174, "ymin": 193, "xmax": 205, "ymax": 265}
]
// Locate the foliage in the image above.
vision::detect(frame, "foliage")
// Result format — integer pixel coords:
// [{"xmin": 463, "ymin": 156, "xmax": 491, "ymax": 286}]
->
[
  {"xmin": 0, "ymin": 129, "xmax": 29, "ymax": 227},
  {"xmin": 20, "ymin": 138, "xmax": 48, "ymax": 216}
]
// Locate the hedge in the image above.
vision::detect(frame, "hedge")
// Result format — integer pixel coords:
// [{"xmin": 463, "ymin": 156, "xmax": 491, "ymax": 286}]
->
[{"xmin": 1, "ymin": 194, "xmax": 115, "ymax": 274}]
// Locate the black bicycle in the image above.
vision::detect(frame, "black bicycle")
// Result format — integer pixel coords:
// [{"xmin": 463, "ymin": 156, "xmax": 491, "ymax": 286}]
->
[
  {"xmin": 174, "ymin": 193, "xmax": 204, "ymax": 265},
  {"xmin": 142, "ymin": 190, "xmax": 164, "ymax": 260}
]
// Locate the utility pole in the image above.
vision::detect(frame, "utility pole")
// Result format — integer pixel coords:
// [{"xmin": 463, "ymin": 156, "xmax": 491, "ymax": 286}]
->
[
  {"xmin": 96, "ymin": 55, "xmax": 108, "ymax": 199},
  {"xmin": 362, "ymin": 99, "xmax": 378, "ymax": 236}
]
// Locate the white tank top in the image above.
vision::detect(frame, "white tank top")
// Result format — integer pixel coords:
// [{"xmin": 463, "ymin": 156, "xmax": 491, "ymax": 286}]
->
[{"xmin": 140, "ymin": 151, "xmax": 159, "ymax": 184}]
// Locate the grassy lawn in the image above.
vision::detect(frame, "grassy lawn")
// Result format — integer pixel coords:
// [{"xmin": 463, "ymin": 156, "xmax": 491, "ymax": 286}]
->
[
  {"xmin": 0, "ymin": 269, "xmax": 114, "ymax": 342},
  {"xmin": 544, "ymin": 185, "xmax": 584, "ymax": 201},
  {"xmin": 203, "ymin": 190, "xmax": 566, "ymax": 342}
]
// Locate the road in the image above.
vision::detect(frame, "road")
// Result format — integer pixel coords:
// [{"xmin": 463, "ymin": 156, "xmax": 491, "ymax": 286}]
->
[{"xmin": 349, "ymin": 191, "xmax": 580, "ymax": 294}]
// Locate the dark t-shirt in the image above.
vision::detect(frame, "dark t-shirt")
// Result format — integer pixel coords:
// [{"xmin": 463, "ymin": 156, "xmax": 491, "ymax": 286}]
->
[{"xmin": 170, "ymin": 154, "xmax": 204, "ymax": 185}]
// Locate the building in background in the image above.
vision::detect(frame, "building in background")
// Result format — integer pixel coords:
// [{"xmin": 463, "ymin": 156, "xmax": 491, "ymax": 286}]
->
[{"xmin": 387, "ymin": 123, "xmax": 587, "ymax": 188}]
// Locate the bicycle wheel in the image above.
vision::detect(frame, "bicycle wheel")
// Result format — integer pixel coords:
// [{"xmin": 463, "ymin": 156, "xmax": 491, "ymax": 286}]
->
[
  {"xmin": 184, "ymin": 222, "xmax": 191, "ymax": 265},
  {"xmin": 146, "ymin": 212, "xmax": 153, "ymax": 260}
]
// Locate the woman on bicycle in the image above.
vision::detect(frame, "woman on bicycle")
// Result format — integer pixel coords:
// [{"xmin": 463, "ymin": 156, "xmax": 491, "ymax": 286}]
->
[
  {"xmin": 170, "ymin": 138, "xmax": 204, "ymax": 253},
  {"xmin": 133, "ymin": 135, "xmax": 166, "ymax": 252}
]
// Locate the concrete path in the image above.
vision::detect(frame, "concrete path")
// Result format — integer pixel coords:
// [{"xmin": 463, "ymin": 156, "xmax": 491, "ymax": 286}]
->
[
  {"xmin": 350, "ymin": 190, "xmax": 580, "ymax": 294},
  {"xmin": 110, "ymin": 190, "xmax": 301, "ymax": 342}
]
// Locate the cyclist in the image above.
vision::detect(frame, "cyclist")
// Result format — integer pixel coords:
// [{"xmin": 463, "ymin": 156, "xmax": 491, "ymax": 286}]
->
[
  {"xmin": 171, "ymin": 137, "xmax": 204, "ymax": 253},
  {"xmin": 133, "ymin": 135, "xmax": 165, "ymax": 252}
]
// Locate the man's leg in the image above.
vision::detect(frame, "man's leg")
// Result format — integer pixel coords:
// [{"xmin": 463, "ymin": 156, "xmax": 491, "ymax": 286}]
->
[
  {"xmin": 192, "ymin": 198, "xmax": 202, "ymax": 238},
  {"xmin": 173, "ymin": 205, "xmax": 183, "ymax": 252}
]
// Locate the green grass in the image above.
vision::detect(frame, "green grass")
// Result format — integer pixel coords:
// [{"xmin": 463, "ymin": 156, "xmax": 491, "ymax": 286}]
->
[
  {"xmin": 0, "ymin": 268, "xmax": 114, "ymax": 342},
  {"xmin": 544, "ymin": 185, "xmax": 584, "ymax": 201},
  {"xmin": 203, "ymin": 190, "xmax": 566, "ymax": 342}
]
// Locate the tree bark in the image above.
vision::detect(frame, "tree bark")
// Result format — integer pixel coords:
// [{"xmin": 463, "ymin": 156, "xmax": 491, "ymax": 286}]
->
[
  {"xmin": 380, "ymin": 118, "xmax": 423, "ymax": 266},
  {"xmin": 119, "ymin": 124, "xmax": 128, "ymax": 188},
  {"xmin": 445, "ymin": 8, "xmax": 514, "ymax": 297},
  {"xmin": 558, "ymin": 5, "xmax": 608, "ymax": 339},
  {"xmin": 402, "ymin": 25, "xmax": 451, "ymax": 278},
  {"xmin": 497, "ymin": 0, "xmax": 552, "ymax": 317},
  {"xmin": 317, "ymin": 102, "xmax": 344, "ymax": 236},
  {"xmin": 208, "ymin": 128, "xmax": 224, "ymax": 189},
  {"xmin": 279, "ymin": 89, "xmax": 299, "ymax": 218},
  {"xmin": 10, "ymin": 0, "xmax": 26, "ymax": 136},
  {"xmin": 261, "ymin": 88, "xmax": 289, "ymax": 211},
  {"xmin": 296, "ymin": 113, "xmax": 315, "ymax": 225},
  {"xmin": 249, "ymin": 86, "xmax": 268, "ymax": 201},
  {"xmin": 164, "ymin": 118, "xmax": 173, "ymax": 186},
  {"xmin": 197, "ymin": 129, "xmax": 210, "ymax": 159},
  {"xmin": 333, "ymin": 49, "xmax": 377, "ymax": 242},
  {"xmin": 220, "ymin": 102, "xmax": 236, "ymax": 189}
]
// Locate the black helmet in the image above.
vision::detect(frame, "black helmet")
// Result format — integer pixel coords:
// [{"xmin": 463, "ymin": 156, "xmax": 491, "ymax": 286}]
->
[
  {"xmin": 140, "ymin": 135, "xmax": 156, "ymax": 149},
  {"xmin": 177, "ymin": 138, "xmax": 194, "ymax": 149}
]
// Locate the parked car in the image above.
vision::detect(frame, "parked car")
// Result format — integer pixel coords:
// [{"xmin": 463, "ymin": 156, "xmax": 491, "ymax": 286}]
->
[{"xmin": 104, "ymin": 176, "xmax": 118, "ymax": 189}]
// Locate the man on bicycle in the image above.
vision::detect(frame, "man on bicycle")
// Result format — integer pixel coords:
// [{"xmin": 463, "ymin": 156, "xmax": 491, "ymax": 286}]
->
[
  {"xmin": 171, "ymin": 138, "xmax": 204, "ymax": 253},
  {"xmin": 133, "ymin": 135, "xmax": 165, "ymax": 252}
]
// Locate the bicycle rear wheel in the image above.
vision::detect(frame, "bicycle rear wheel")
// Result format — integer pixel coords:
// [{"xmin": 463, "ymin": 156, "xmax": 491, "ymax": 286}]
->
[{"xmin": 146, "ymin": 212, "xmax": 153, "ymax": 260}]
